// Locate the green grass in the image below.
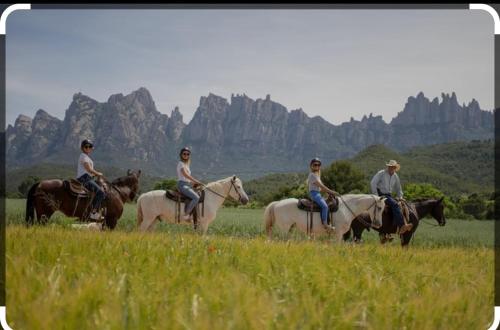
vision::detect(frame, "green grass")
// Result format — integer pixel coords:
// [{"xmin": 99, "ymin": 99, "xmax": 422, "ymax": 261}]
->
[{"xmin": 5, "ymin": 199, "xmax": 495, "ymax": 329}]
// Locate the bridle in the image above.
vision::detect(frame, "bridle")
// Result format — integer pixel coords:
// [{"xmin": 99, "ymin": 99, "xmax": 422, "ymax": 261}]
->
[
  {"xmin": 202, "ymin": 177, "xmax": 243, "ymax": 203},
  {"xmin": 339, "ymin": 194, "xmax": 382, "ymax": 228}
]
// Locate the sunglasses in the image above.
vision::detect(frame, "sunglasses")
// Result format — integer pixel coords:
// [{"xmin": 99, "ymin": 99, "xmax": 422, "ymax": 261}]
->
[
  {"xmin": 84, "ymin": 145, "xmax": 93, "ymax": 149},
  {"xmin": 182, "ymin": 152, "xmax": 190, "ymax": 156},
  {"xmin": 312, "ymin": 163, "xmax": 321, "ymax": 167}
]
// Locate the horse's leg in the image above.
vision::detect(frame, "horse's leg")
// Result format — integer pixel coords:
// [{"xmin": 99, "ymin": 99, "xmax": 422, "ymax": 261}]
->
[{"xmin": 35, "ymin": 203, "xmax": 55, "ymax": 225}]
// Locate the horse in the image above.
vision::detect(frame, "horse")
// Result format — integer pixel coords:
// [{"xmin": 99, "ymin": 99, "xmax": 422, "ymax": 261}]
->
[
  {"xmin": 25, "ymin": 169, "xmax": 141, "ymax": 230},
  {"xmin": 343, "ymin": 197, "xmax": 446, "ymax": 246},
  {"xmin": 264, "ymin": 194, "xmax": 386, "ymax": 242},
  {"xmin": 136, "ymin": 176, "xmax": 249, "ymax": 234}
]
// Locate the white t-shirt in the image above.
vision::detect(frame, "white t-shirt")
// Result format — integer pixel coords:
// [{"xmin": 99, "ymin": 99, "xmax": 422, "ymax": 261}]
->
[
  {"xmin": 77, "ymin": 153, "xmax": 93, "ymax": 178},
  {"xmin": 177, "ymin": 161, "xmax": 191, "ymax": 182}
]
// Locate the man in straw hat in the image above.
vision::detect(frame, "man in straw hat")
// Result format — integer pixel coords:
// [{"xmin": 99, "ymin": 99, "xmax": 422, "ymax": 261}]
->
[{"xmin": 370, "ymin": 160, "xmax": 413, "ymax": 234}]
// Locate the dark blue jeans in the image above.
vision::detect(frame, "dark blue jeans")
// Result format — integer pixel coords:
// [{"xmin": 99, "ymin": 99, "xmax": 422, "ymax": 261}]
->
[
  {"xmin": 78, "ymin": 174, "xmax": 105, "ymax": 211},
  {"xmin": 380, "ymin": 194, "xmax": 404, "ymax": 227},
  {"xmin": 310, "ymin": 190, "xmax": 329, "ymax": 225}
]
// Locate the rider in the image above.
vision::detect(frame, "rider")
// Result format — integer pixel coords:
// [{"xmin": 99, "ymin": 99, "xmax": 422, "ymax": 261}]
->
[
  {"xmin": 370, "ymin": 160, "xmax": 413, "ymax": 234},
  {"xmin": 307, "ymin": 157, "xmax": 337, "ymax": 233},
  {"xmin": 177, "ymin": 147, "xmax": 204, "ymax": 221},
  {"xmin": 76, "ymin": 139, "xmax": 106, "ymax": 221}
]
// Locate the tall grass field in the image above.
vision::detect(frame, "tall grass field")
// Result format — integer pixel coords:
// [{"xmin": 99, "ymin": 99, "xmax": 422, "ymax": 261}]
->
[{"xmin": 5, "ymin": 199, "xmax": 494, "ymax": 329}]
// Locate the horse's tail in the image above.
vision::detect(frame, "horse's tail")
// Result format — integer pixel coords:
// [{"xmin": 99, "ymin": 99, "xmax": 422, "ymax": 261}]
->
[
  {"xmin": 136, "ymin": 195, "xmax": 143, "ymax": 227},
  {"xmin": 264, "ymin": 201, "xmax": 278, "ymax": 238},
  {"xmin": 25, "ymin": 182, "xmax": 40, "ymax": 225}
]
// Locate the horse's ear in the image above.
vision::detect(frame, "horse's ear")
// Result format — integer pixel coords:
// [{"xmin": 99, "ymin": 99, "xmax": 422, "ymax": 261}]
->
[
  {"xmin": 137, "ymin": 169, "xmax": 141, "ymax": 177},
  {"xmin": 127, "ymin": 169, "xmax": 131, "ymax": 176},
  {"xmin": 232, "ymin": 175, "xmax": 236, "ymax": 181},
  {"xmin": 438, "ymin": 196, "xmax": 444, "ymax": 203}
]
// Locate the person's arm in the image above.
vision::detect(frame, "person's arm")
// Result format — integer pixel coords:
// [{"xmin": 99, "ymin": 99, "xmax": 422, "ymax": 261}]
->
[
  {"xmin": 83, "ymin": 162, "xmax": 102, "ymax": 177},
  {"xmin": 314, "ymin": 178, "xmax": 336, "ymax": 195},
  {"xmin": 395, "ymin": 175, "xmax": 403, "ymax": 199},
  {"xmin": 370, "ymin": 171, "xmax": 381, "ymax": 195},
  {"xmin": 181, "ymin": 167, "xmax": 203, "ymax": 186}
]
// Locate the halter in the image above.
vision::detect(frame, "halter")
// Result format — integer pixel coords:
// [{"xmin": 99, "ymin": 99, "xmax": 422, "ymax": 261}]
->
[
  {"xmin": 202, "ymin": 177, "xmax": 243, "ymax": 203},
  {"xmin": 339, "ymin": 195, "xmax": 381, "ymax": 228}
]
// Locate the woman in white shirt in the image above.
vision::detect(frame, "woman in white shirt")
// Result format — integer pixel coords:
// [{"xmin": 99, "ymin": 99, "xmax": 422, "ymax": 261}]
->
[
  {"xmin": 76, "ymin": 139, "xmax": 105, "ymax": 220},
  {"xmin": 177, "ymin": 147, "xmax": 204, "ymax": 221},
  {"xmin": 307, "ymin": 157, "xmax": 336, "ymax": 232}
]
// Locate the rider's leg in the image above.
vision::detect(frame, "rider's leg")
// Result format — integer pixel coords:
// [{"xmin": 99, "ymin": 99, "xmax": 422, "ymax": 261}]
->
[
  {"xmin": 310, "ymin": 191, "xmax": 329, "ymax": 225},
  {"xmin": 178, "ymin": 182, "xmax": 200, "ymax": 215},
  {"xmin": 84, "ymin": 179, "xmax": 106, "ymax": 212},
  {"xmin": 385, "ymin": 196, "xmax": 412, "ymax": 233}
]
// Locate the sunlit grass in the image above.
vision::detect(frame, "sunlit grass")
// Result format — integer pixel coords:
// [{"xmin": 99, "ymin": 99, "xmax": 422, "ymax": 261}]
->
[{"xmin": 5, "ymin": 199, "xmax": 494, "ymax": 329}]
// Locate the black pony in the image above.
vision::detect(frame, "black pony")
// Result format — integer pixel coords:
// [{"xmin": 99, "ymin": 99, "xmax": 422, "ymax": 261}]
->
[{"xmin": 343, "ymin": 197, "xmax": 446, "ymax": 246}]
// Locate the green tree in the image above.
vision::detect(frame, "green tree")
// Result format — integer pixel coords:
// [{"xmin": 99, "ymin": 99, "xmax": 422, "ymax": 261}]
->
[
  {"xmin": 403, "ymin": 183, "xmax": 445, "ymax": 200},
  {"xmin": 153, "ymin": 178, "xmax": 177, "ymax": 191},
  {"xmin": 18, "ymin": 175, "xmax": 40, "ymax": 198},
  {"xmin": 459, "ymin": 193, "xmax": 488, "ymax": 220},
  {"xmin": 321, "ymin": 160, "xmax": 365, "ymax": 194}
]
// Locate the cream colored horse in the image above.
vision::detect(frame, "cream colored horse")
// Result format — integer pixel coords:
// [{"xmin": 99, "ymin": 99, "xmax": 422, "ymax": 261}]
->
[
  {"xmin": 137, "ymin": 176, "xmax": 249, "ymax": 234},
  {"xmin": 264, "ymin": 194, "xmax": 385, "ymax": 241}
]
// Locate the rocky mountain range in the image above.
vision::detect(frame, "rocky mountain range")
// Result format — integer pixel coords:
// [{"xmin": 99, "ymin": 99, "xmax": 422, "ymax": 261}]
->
[{"xmin": 6, "ymin": 87, "xmax": 494, "ymax": 179}]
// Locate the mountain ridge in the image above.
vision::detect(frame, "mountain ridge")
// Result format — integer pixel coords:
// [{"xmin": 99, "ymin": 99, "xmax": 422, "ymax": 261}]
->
[{"xmin": 7, "ymin": 87, "xmax": 494, "ymax": 179}]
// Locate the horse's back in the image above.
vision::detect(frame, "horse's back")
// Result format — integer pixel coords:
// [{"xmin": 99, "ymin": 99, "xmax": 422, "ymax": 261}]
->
[{"xmin": 38, "ymin": 179, "xmax": 64, "ymax": 190}]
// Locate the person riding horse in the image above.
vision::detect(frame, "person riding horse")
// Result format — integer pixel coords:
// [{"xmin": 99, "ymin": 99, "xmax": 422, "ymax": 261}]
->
[
  {"xmin": 307, "ymin": 157, "xmax": 337, "ymax": 233},
  {"xmin": 370, "ymin": 160, "xmax": 413, "ymax": 235},
  {"xmin": 76, "ymin": 139, "xmax": 106, "ymax": 221},
  {"xmin": 177, "ymin": 147, "xmax": 205, "ymax": 221}
]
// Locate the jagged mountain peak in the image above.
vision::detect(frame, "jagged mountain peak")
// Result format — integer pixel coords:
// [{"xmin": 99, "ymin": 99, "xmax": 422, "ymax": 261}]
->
[{"xmin": 6, "ymin": 89, "xmax": 493, "ymax": 178}]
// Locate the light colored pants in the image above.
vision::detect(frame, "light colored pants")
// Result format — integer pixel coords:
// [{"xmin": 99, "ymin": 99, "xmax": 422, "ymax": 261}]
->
[{"xmin": 177, "ymin": 181, "xmax": 200, "ymax": 215}]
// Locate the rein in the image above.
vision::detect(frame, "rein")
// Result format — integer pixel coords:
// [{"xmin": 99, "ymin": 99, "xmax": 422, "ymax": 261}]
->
[
  {"xmin": 111, "ymin": 184, "xmax": 128, "ymax": 202},
  {"xmin": 201, "ymin": 179, "xmax": 241, "ymax": 202},
  {"xmin": 339, "ymin": 195, "xmax": 379, "ymax": 226}
]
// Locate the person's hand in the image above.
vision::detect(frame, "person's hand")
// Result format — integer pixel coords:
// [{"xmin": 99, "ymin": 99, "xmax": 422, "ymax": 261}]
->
[{"xmin": 95, "ymin": 171, "xmax": 103, "ymax": 177}]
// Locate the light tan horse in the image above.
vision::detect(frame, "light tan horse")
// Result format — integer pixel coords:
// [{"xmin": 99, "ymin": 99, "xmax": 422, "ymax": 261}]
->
[
  {"xmin": 137, "ymin": 176, "xmax": 249, "ymax": 234},
  {"xmin": 264, "ymin": 194, "xmax": 385, "ymax": 242}
]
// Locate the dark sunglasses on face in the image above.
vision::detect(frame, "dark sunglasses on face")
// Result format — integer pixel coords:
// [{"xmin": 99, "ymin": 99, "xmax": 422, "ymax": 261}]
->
[
  {"xmin": 84, "ymin": 145, "xmax": 93, "ymax": 149},
  {"xmin": 182, "ymin": 153, "xmax": 190, "ymax": 156},
  {"xmin": 312, "ymin": 163, "xmax": 321, "ymax": 167}
]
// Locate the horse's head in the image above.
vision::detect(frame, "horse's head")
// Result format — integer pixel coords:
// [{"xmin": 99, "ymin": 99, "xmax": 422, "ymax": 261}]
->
[
  {"xmin": 228, "ymin": 175, "xmax": 249, "ymax": 205},
  {"xmin": 431, "ymin": 197, "xmax": 446, "ymax": 226},
  {"xmin": 371, "ymin": 196, "xmax": 386, "ymax": 229}
]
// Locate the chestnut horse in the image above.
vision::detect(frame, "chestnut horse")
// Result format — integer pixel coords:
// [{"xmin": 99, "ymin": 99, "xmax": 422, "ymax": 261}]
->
[
  {"xmin": 343, "ymin": 197, "xmax": 446, "ymax": 246},
  {"xmin": 25, "ymin": 169, "xmax": 141, "ymax": 229}
]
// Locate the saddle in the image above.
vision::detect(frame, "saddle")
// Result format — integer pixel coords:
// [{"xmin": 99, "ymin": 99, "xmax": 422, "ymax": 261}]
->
[
  {"xmin": 297, "ymin": 196, "xmax": 339, "ymax": 213},
  {"xmin": 165, "ymin": 189, "xmax": 205, "ymax": 229},
  {"xmin": 63, "ymin": 179, "xmax": 90, "ymax": 198},
  {"xmin": 297, "ymin": 195, "xmax": 339, "ymax": 235},
  {"xmin": 165, "ymin": 189, "xmax": 205, "ymax": 204}
]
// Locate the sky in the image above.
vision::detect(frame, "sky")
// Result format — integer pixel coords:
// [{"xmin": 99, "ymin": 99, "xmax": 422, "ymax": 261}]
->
[{"xmin": 5, "ymin": 8, "xmax": 495, "ymax": 126}]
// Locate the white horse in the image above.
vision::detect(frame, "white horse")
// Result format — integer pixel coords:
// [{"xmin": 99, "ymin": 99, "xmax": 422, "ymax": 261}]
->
[
  {"xmin": 137, "ymin": 176, "xmax": 249, "ymax": 234},
  {"xmin": 264, "ymin": 194, "xmax": 385, "ymax": 242}
]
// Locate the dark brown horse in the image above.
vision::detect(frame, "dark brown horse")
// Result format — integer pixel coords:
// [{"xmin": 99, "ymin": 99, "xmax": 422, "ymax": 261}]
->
[
  {"xmin": 343, "ymin": 197, "xmax": 446, "ymax": 246},
  {"xmin": 25, "ymin": 169, "xmax": 141, "ymax": 229}
]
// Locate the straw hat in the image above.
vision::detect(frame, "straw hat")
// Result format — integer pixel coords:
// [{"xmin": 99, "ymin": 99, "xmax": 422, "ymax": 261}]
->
[{"xmin": 385, "ymin": 160, "xmax": 400, "ymax": 171}]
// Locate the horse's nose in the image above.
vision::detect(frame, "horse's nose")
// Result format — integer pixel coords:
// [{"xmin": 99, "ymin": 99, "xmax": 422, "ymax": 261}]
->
[{"xmin": 240, "ymin": 196, "xmax": 249, "ymax": 205}]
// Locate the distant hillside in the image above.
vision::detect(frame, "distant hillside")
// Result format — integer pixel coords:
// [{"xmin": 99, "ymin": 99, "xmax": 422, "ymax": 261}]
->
[
  {"xmin": 7, "ymin": 140, "xmax": 493, "ymax": 199},
  {"xmin": 245, "ymin": 140, "xmax": 493, "ymax": 201}
]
